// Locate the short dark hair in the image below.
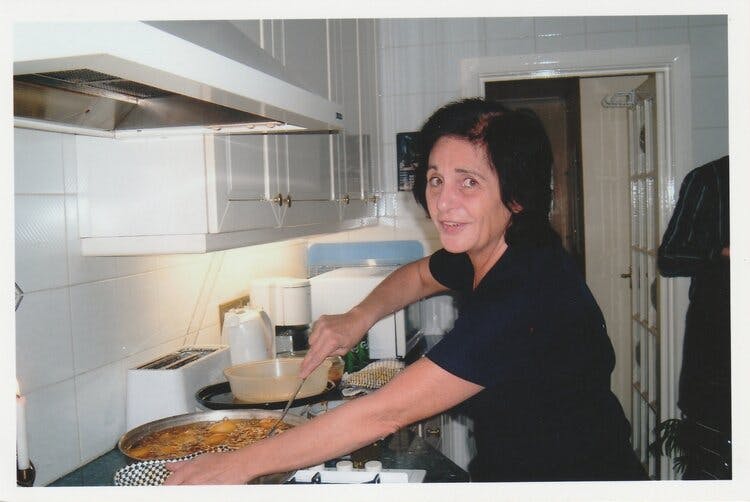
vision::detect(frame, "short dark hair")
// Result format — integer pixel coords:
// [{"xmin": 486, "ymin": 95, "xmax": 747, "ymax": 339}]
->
[{"xmin": 412, "ymin": 98, "xmax": 558, "ymax": 247}]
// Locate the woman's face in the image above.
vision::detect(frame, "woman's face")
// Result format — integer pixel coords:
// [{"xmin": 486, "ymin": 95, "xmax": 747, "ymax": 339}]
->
[{"xmin": 425, "ymin": 136, "xmax": 512, "ymax": 261}]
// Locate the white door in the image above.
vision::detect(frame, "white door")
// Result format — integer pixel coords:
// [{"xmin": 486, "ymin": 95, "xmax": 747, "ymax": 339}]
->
[
  {"xmin": 626, "ymin": 76, "xmax": 662, "ymax": 479},
  {"xmin": 579, "ymin": 75, "xmax": 648, "ymax": 421}
]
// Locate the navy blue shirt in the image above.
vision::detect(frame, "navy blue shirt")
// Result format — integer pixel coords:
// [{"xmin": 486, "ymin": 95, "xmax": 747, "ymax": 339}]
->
[{"xmin": 426, "ymin": 242, "xmax": 644, "ymax": 481}]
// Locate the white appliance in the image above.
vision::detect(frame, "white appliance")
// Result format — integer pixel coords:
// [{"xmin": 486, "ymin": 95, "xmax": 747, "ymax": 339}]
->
[
  {"xmin": 249, "ymin": 277, "xmax": 312, "ymax": 355},
  {"xmin": 125, "ymin": 346, "xmax": 230, "ymax": 429},
  {"xmin": 309, "ymin": 267, "xmax": 423, "ymax": 359},
  {"xmin": 221, "ymin": 307, "xmax": 275, "ymax": 365},
  {"xmin": 13, "ymin": 20, "xmax": 343, "ymax": 136},
  {"xmin": 288, "ymin": 465, "xmax": 426, "ymax": 483}
]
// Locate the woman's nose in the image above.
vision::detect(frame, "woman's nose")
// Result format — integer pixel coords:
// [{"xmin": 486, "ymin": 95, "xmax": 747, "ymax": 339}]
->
[{"xmin": 436, "ymin": 184, "xmax": 457, "ymax": 211}]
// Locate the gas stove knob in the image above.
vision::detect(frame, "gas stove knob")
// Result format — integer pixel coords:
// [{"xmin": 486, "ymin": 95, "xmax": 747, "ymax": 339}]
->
[
  {"xmin": 364, "ymin": 460, "xmax": 382, "ymax": 472},
  {"xmin": 335, "ymin": 460, "xmax": 353, "ymax": 471}
]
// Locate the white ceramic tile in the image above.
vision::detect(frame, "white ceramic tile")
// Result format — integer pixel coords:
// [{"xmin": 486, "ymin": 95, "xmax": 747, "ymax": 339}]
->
[
  {"xmin": 123, "ymin": 337, "xmax": 184, "ymax": 371},
  {"xmin": 157, "ymin": 252, "xmax": 213, "ymax": 269},
  {"xmin": 62, "ymin": 133, "xmax": 77, "ymax": 194},
  {"xmin": 691, "ymin": 77, "xmax": 728, "ymax": 129},
  {"xmin": 115, "ymin": 254, "xmax": 161, "ymax": 277},
  {"xmin": 636, "ymin": 16, "xmax": 688, "ymax": 31},
  {"xmin": 190, "ymin": 324, "xmax": 221, "ymax": 346},
  {"xmin": 586, "ymin": 31, "xmax": 638, "ymax": 51},
  {"xmin": 484, "ymin": 17, "xmax": 534, "ymax": 40},
  {"xmin": 346, "ymin": 224, "xmax": 398, "ymax": 242},
  {"xmin": 430, "ymin": 41, "xmax": 483, "ymax": 94},
  {"xmin": 381, "ymin": 45, "xmax": 440, "ymax": 96},
  {"xmin": 689, "ymin": 24, "xmax": 728, "ymax": 77},
  {"xmin": 157, "ymin": 261, "xmax": 210, "ymax": 340},
  {"xmin": 24, "ymin": 379, "xmax": 80, "ymax": 486},
  {"xmin": 115, "ymin": 273, "xmax": 161, "ymax": 356},
  {"xmin": 691, "ymin": 128, "xmax": 729, "ymax": 169},
  {"xmin": 378, "ymin": 18, "xmax": 438, "ymax": 48},
  {"xmin": 69, "ymin": 280, "xmax": 119, "ymax": 373},
  {"xmin": 13, "ymin": 129, "xmax": 65, "ymax": 194},
  {"xmin": 64, "ymin": 194, "xmax": 119, "ymax": 285},
  {"xmin": 70, "ymin": 273, "xmax": 160, "ymax": 373},
  {"xmin": 14, "ymin": 194, "xmax": 69, "ymax": 292},
  {"xmin": 434, "ymin": 18, "xmax": 483, "ymax": 45},
  {"xmin": 381, "ymin": 143, "xmax": 399, "ymax": 194},
  {"xmin": 75, "ymin": 361, "xmax": 127, "ymax": 463},
  {"xmin": 688, "ymin": 15, "xmax": 726, "ymax": 27},
  {"xmin": 380, "ymin": 94, "xmax": 429, "ymax": 142},
  {"xmin": 485, "ymin": 36, "xmax": 536, "ymax": 57},
  {"xmin": 534, "ymin": 17, "xmax": 586, "ymax": 37},
  {"xmin": 536, "ymin": 33, "xmax": 586, "ymax": 53},
  {"xmin": 636, "ymin": 27, "xmax": 688, "ymax": 47},
  {"xmin": 15, "ymin": 288, "xmax": 75, "ymax": 393},
  {"xmin": 585, "ymin": 16, "xmax": 638, "ymax": 34}
]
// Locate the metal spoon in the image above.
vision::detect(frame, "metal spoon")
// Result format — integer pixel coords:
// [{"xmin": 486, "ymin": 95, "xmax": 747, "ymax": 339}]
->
[{"xmin": 266, "ymin": 377, "xmax": 306, "ymax": 438}]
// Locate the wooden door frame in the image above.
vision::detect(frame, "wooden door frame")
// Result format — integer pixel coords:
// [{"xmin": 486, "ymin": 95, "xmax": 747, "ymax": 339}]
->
[{"xmin": 460, "ymin": 45, "xmax": 692, "ymax": 479}]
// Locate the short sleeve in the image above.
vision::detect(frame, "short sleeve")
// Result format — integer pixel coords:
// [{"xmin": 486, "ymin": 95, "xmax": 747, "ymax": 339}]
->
[
  {"xmin": 429, "ymin": 249, "xmax": 473, "ymax": 292},
  {"xmin": 426, "ymin": 294, "xmax": 536, "ymax": 388}
]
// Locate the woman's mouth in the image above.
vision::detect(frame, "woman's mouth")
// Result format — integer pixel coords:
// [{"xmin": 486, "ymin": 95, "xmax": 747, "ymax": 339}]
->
[{"xmin": 440, "ymin": 221, "xmax": 466, "ymax": 234}]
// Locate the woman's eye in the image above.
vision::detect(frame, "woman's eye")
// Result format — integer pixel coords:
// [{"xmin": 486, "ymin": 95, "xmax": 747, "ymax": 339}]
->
[
  {"xmin": 462, "ymin": 177, "xmax": 478, "ymax": 188},
  {"xmin": 428, "ymin": 176, "xmax": 442, "ymax": 187}
]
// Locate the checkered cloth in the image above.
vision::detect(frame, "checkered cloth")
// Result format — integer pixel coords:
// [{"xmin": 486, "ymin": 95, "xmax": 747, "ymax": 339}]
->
[{"xmin": 114, "ymin": 446, "xmax": 232, "ymax": 486}]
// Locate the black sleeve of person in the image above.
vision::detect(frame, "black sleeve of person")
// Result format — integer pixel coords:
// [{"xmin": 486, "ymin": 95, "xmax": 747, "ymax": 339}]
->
[{"xmin": 657, "ymin": 156, "xmax": 729, "ymax": 277}]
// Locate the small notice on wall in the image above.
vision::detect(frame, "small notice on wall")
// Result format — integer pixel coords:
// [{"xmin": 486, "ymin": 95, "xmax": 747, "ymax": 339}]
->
[{"xmin": 397, "ymin": 132, "xmax": 420, "ymax": 192}]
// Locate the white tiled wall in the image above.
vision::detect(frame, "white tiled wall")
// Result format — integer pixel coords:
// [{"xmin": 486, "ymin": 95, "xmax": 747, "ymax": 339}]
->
[
  {"xmin": 13, "ymin": 15, "xmax": 729, "ymax": 486},
  {"xmin": 14, "ymin": 128, "xmax": 309, "ymax": 484},
  {"xmin": 376, "ymin": 15, "xmax": 728, "ymax": 228}
]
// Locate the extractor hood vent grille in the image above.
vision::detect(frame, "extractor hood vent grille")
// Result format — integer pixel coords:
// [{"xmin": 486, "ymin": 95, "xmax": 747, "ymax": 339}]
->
[{"xmin": 16, "ymin": 69, "xmax": 174, "ymax": 102}]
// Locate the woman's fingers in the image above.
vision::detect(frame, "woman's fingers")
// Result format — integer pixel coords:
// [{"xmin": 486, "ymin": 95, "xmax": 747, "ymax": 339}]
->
[{"xmin": 163, "ymin": 452, "xmax": 250, "ymax": 485}]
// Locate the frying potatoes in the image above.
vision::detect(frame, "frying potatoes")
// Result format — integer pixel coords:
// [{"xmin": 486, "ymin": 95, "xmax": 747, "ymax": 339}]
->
[
  {"xmin": 124, "ymin": 417, "xmax": 293, "ymax": 460},
  {"xmin": 208, "ymin": 419, "xmax": 237, "ymax": 433}
]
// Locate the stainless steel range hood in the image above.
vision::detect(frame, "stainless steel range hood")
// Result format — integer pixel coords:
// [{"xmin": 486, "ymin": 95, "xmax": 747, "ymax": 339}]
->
[{"xmin": 13, "ymin": 21, "xmax": 344, "ymax": 137}]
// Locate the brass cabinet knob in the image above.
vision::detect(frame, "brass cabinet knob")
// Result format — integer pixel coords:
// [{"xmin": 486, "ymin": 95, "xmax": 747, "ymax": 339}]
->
[
  {"xmin": 270, "ymin": 194, "xmax": 292, "ymax": 207},
  {"xmin": 339, "ymin": 194, "xmax": 350, "ymax": 205},
  {"xmin": 365, "ymin": 194, "xmax": 379, "ymax": 204}
]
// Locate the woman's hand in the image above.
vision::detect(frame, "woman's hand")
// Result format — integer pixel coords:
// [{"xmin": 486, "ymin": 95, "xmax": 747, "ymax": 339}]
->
[
  {"xmin": 299, "ymin": 307, "xmax": 371, "ymax": 378},
  {"xmin": 163, "ymin": 450, "xmax": 253, "ymax": 485}
]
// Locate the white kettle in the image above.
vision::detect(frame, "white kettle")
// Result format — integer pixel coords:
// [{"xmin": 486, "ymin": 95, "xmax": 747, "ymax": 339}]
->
[{"xmin": 221, "ymin": 307, "xmax": 275, "ymax": 365}]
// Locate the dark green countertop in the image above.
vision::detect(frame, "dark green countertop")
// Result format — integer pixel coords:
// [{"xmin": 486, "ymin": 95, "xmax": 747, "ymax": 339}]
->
[{"xmin": 50, "ymin": 427, "xmax": 469, "ymax": 486}]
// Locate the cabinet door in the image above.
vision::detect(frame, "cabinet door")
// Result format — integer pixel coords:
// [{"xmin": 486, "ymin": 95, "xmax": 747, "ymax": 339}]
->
[
  {"xmin": 357, "ymin": 19, "xmax": 382, "ymax": 212},
  {"xmin": 207, "ymin": 135, "xmax": 278, "ymax": 233},
  {"xmin": 278, "ymin": 19, "xmax": 338, "ymax": 227},
  {"xmin": 358, "ymin": 19, "xmax": 380, "ymax": 206},
  {"xmin": 333, "ymin": 19, "xmax": 379, "ymax": 221},
  {"xmin": 281, "ymin": 19, "xmax": 329, "ymax": 98}
]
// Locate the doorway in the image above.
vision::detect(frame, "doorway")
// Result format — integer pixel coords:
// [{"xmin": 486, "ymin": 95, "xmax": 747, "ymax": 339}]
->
[{"xmin": 485, "ymin": 78, "xmax": 585, "ymax": 273}]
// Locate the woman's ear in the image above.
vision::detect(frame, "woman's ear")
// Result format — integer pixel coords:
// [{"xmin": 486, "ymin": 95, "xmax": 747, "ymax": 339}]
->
[{"xmin": 509, "ymin": 201, "xmax": 524, "ymax": 214}]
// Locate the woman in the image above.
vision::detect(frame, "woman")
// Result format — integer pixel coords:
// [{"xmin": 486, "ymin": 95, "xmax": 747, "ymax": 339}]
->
[{"xmin": 165, "ymin": 98, "xmax": 646, "ymax": 484}]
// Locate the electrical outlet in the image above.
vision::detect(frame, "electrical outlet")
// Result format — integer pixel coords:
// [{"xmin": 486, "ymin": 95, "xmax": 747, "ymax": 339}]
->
[{"xmin": 218, "ymin": 295, "xmax": 250, "ymax": 332}]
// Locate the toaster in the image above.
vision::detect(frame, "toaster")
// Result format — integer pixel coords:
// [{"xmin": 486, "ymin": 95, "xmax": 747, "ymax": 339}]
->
[{"xmin": 125, "ymin": 345, "xmax": 231, "ymax": 429}]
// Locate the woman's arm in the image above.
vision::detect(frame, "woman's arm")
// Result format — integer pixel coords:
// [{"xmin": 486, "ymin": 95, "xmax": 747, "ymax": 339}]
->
[
  {"xmin": 300, "ymin": 256, "xmax": 447, "ymax": 378},
  {"xmin": 164, "ymin": 357, "xmax": 481, "ymax": 484}
]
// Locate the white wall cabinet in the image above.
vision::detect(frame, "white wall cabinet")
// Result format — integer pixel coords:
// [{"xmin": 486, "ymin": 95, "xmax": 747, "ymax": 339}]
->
[
  {"xmin": 73, "ymin": 19, "xmax": 380, "ymax": 256},
  {"xmin": 330, "ymin": 19, "xmax": 380, "ymax": 221}
]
